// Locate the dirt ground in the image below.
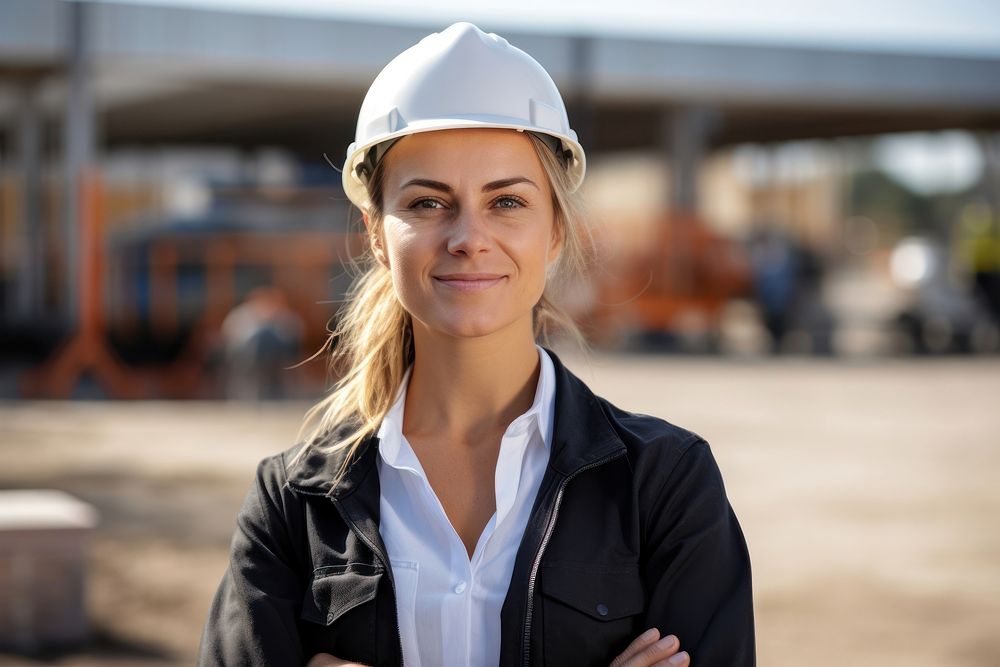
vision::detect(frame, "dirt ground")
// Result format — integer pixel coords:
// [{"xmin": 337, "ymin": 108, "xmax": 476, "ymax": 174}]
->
[{"xmin": 1, "ymin": 352, "xmax": 998, "ymax": 666}]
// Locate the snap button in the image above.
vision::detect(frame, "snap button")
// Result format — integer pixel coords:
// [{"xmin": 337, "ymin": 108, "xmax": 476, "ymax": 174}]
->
[
  {"xmin": 596, "ymin": 603, "xmax": 609, "ymax": 617},
  {"xmin": 454, "ymin": 581, "xmax": 467, "ymax": 594}
]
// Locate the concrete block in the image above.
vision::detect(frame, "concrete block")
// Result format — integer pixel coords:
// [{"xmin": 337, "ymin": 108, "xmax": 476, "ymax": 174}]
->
[{"xmin": 0, "ymin": 490, "xmax": 98, "ymax": 652}]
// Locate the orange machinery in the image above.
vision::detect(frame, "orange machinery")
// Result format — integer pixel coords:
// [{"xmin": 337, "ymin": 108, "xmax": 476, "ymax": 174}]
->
[
  {"xmin": 582, "ymin": 211, "xmax": 751, "ymax": 346},
  {"xmin": 22, "ymin": 173, "xmax": 364, "ymax": 399}
]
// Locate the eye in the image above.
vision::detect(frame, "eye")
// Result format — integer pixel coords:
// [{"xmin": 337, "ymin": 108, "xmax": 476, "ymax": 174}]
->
[
  {"xmin": 493, "ymin": 195, "xmax": 526, "ymax": 209},
  {"xmin": 409, "ymin": 198, "xmax": 446, "ymax": 210}
]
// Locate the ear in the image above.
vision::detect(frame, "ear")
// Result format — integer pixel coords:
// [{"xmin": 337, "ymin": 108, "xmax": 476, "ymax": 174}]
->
[
  {"xmin": 364, "ymin": 211, "xmax": 390, "ymax": 268},
  {"xmin": 547, "ymin": 218, "xmax": 564, "ymax": 265}
]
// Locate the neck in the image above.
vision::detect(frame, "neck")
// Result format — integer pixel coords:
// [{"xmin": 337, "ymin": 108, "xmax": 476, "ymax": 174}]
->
[{"xmin": 403, "ymin": 320, "xmax": 541, "ymax": 446}]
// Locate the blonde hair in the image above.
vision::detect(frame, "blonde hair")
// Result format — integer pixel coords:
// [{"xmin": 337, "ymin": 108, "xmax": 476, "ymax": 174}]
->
[{"xmin": 290, "ymin": 132, "xmax": 590, "ymax": 475}]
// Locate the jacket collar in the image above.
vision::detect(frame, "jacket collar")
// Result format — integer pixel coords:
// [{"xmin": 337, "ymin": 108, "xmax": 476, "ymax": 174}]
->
[
  {"xmin": 284, "ymin": 421, "xmax": 378, "ymax": 499},
  {"xmin": 544, "ymin": 347, "xmax": 627, "ymax": 475},
  {"xmin": 284, "ymin": 347, "xmax": 626, "ymax": 496}
]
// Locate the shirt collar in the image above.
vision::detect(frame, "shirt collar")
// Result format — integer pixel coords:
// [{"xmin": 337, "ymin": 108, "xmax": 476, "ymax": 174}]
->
[
  {"xmin": 513, "ymin": 344, "xmax": 556, "ymax": 450},
  {"xmin": 377, "ymin": 345, "xmax": 556, "ymax": 471},
  {"xmin": 376, "ymin": 366, "xmax": 416, "ymax": 471}
]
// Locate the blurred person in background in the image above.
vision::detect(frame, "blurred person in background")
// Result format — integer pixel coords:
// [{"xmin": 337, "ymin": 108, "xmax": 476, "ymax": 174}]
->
[
  {"xmin": 957, "ymin": 202, "xmax": 1000, "ymax": 328},
  {"xmin": 747, "ymin": 222, "xmax": 798, "ymax": 353},
  {"xmin": 220, "ymin": 286, "xmax": 304, "ymax": 400},
  {"xmin": 198, "ymin": 23, "xmax": 753, "ymax": 667},
  {"xmin": 789, "ymin": 239, "xmax": 835, "ymax": 356},
  {"xmin": 747, "ymin": 219, "xmax": 833, "ymax": 355},
  {"xmin": 892, "ymin": 232, "xmax": 989, "ymax": 355}
]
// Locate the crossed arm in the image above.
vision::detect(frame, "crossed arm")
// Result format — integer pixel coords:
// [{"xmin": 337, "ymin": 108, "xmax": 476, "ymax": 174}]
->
[{"xmin": 306, "ymin": 628, "xmax": 690, "ymax": 667}]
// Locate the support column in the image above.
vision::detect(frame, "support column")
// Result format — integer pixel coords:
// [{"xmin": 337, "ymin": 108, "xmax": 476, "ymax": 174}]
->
[
  {"xmin": 568, "ymin": 36, "xmax": 596, "ymax": 154},
  {"xmin": 14, "ymin": 82, "xmax": 43, "ymax": 323},
  {"xmin": 62, "ymin": 0, "xmax": 95, "ymax": 328},
  {"xmin": 663, "ymin": 105, "xmax": 720, "ymax": 214}
]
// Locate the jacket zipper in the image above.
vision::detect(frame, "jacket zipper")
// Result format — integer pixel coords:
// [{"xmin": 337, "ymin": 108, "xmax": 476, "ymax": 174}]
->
[
  {"xmin": 331, "ymin": 497, "xmax": 406, "ymax": 667},
  {"xmin": 521, "ymin": 450, "xmax": 625, "ymax": 667}
]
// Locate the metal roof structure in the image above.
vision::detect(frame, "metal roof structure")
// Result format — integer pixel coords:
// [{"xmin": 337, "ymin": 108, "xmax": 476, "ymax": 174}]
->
[{"xmin": 3, "ymin": 0, "xmax": 1000, "ymax": 156}]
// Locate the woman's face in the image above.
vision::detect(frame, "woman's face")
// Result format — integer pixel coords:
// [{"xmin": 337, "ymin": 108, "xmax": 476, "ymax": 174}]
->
[{"xmin": 369, "ymin": 128, "xmax": 561, "ymax": 342}]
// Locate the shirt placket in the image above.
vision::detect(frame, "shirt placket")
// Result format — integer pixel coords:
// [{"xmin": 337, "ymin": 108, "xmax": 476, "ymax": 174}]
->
[{"xmin": 441, "ymin": 494, "xmax": 487, "ymax": 664}]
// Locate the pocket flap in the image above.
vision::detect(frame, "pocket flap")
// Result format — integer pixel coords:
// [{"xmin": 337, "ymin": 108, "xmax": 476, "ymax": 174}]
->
[
  {"xmin": 300, "ymin": 562, "xmax": 383, "ymax": 625},
  {"xmin": 540, "ymin": 564, "xmax": 644, "ymax": 621}
]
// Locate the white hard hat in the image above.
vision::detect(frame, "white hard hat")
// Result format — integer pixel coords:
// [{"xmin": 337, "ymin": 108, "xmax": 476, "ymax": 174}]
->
[{"xmin": 342, "ymin": 22, "xmax": 586, "ymax": 209}]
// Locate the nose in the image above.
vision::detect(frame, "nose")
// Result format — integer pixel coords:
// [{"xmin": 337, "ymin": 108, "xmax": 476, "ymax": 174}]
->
[{"xmin": 446, "ymin": 208, "xmax": 492, "ymax": 256}]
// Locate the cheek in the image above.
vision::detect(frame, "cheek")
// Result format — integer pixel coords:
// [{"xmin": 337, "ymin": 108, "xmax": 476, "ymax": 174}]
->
[
  {"xmin": 383, "ymin": 222, "xmax": 433, "ymax": 289},
  {"xmin": 503, "ymin": 230, "xmax": 555, "ymax": 304}
]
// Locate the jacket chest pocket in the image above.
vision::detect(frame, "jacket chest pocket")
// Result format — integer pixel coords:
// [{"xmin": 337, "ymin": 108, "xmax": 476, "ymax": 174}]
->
[
  {"xmin": 299, "ymin": 562, "xmax": 383, "ymax": 664},
  {"xmin": 538, "ymin": 563, "xmax": 645, "ymax": 667}
]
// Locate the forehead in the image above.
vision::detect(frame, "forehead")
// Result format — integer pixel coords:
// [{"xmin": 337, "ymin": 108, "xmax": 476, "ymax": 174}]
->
[{"xmin": 382, "ymin": 128, "xmax": 546, "ymax": 185}]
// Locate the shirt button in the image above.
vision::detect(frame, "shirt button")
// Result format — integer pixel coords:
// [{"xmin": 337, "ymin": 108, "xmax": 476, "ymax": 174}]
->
[
  {"xmin": 596, "ymin": 603, "xmax": 609, "ymax": 617},
  {"xmin": 454, "ymin": 581, "xmax": 467, "ymax": 594}
]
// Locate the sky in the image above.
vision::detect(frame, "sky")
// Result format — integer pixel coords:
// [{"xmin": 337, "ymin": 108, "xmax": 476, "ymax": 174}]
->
[{"xmin": 96, "ymin": 0, "xmax": 1000, "ymax": 57}]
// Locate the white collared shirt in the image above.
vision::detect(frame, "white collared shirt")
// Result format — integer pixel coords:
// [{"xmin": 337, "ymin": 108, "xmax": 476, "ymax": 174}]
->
[{"xmin": 376, "ymin": 345, "xmax": 555, "ymax": 667}]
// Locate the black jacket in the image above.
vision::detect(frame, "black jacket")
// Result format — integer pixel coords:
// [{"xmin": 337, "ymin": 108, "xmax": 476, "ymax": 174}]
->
[{"xmin": 198, "ymin": 349, "xmax": 755, "ymax": 666}]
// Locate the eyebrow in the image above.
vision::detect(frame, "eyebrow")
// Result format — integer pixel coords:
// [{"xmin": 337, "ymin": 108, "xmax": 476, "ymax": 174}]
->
[
  {"xmin": 399, "ymin": 177, "xmax": 539, "ymax": 193},
  {"xmin": 483, "ymin": 177, "xmax": 538, "ymax": 192}
]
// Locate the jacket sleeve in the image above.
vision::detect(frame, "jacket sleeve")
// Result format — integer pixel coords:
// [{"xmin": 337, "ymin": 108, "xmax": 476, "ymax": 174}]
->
[
  {"xmin": 197, "ymin": 454, "xmax": 306, "ymax": 666},
  {"xmin": 640, "ymin": 438, "xmax": 755, "ymax": 666}
]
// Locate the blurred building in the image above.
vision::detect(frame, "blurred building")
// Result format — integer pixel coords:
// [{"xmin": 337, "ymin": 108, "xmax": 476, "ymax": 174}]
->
[{"xmin": 2, "ymin": 0, "xmax": 1000, "ymax": 396}]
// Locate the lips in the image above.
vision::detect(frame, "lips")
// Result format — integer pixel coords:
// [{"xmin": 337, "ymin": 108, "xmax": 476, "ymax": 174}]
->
[{"xmin": 433, "ymin": 273, "xmax": 507, "ymax": 292}]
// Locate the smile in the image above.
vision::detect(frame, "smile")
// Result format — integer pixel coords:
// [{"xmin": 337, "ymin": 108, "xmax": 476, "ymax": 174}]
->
[{"xmin": 433, "ymin": 274, "xmax": 507, "ymax": 292}]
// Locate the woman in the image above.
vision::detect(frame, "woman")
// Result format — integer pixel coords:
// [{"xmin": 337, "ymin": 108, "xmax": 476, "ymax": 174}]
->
[{"xmin": 198, "ymin": 23, "xmax": 754, "ymax": 667}]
